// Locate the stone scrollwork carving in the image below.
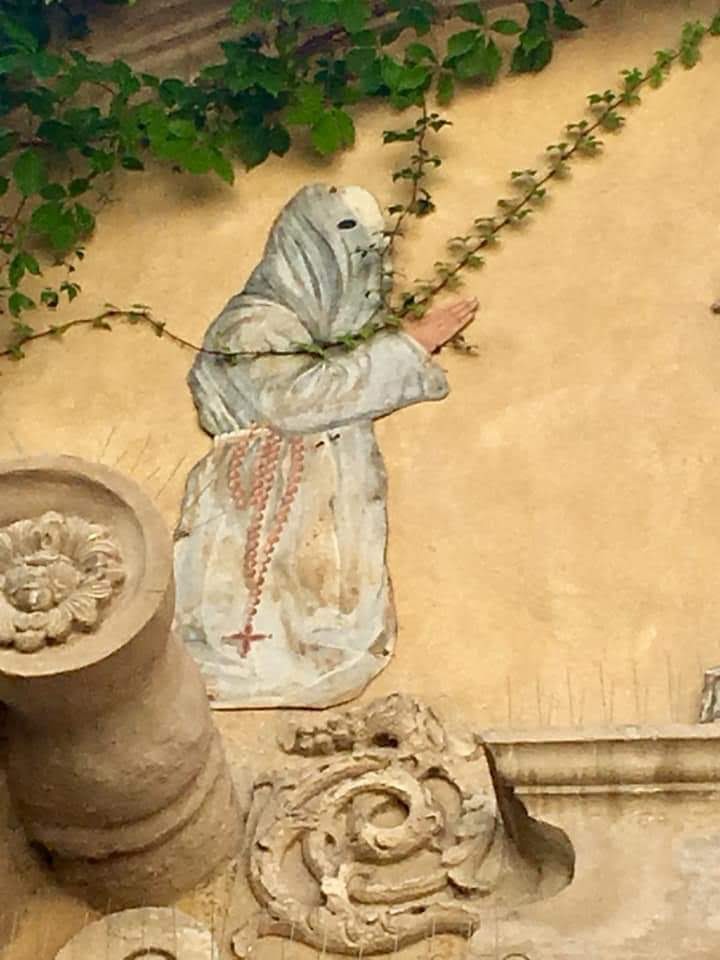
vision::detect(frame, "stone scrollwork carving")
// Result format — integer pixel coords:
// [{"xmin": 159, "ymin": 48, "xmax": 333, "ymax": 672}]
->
[
  {"xmin": 233, "ymin": 695, "xmax": 575, "ymax": 957},
  {"xmin": 0, "ymin": 511, "xmax": 125, "ymax": 652}
]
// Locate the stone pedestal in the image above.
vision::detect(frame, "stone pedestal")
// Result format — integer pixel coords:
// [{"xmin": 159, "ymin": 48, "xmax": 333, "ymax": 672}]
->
[{"xmin": 0, "ymin": 455, "xmax": 241, "ymax": 908}]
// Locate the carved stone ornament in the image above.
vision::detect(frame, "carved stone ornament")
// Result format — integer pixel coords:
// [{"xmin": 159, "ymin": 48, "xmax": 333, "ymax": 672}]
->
[
  {"xmin": 0, "ymin": 510, "xmax": 125, "ymax": 653},
  {"xmin": 232, "ymin": 695, "xmax": 575, "ymax": 957}
]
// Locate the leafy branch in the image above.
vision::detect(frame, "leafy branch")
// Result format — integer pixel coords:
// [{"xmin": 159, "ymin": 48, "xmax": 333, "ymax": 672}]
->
[
  {"xmin": 0, "ymin": 0, "xmax": 590, "ymax": 340},
  {"xmin": 393, "ymin": 14, "xmax": 720, "ymax": 340},
  {"xmin": 5, "ymin": 7, "xmax": 714, "ymax": 368},
  {"xmin": 383, "ymin": 100, "xmax": 451, "ymax": 251},
  {"xmin": 0, "ymin": 302, "xmax": 403, "ymax": 363}
]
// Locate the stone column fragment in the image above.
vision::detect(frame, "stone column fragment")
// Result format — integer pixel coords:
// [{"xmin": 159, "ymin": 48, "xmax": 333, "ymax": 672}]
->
[{"xmin": 0, "ymin": 455, "xmax": 241, "ymax": 908}]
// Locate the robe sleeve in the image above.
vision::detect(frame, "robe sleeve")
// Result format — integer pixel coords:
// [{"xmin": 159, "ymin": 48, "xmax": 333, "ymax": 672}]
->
[{"xmin": 188, "ymin": 296, "xmax": 449, "ymax": 435}]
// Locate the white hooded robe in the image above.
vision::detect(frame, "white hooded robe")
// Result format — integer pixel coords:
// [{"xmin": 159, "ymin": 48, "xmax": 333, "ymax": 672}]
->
[{"xmin": 173, "ymin": 184, "xmax": 449, "ymax": 708}]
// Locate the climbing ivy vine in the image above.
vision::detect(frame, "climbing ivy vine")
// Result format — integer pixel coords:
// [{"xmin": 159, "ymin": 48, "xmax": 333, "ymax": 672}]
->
[
  {"xmin": 2, "ymin": 2, "xmax": 716, "ymax": 366},
  {"xmin": 0, "ymin": 0, "xmax": 591, "ymax": 341}
]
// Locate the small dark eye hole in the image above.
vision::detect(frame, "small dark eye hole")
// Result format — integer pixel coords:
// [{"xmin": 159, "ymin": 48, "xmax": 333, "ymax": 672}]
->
[
  {"xmin": 329, "ymin": 186, "xmax": 337, "ymax": 193},
  {"xmin": 337, "ymin": 218, "xmax": 356, "ymax": 230}
]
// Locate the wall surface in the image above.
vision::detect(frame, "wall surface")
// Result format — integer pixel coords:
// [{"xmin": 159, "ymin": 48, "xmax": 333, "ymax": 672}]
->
[
  {"xmin": 471, "ymin": 792, "xmax": 720, "ymax": 959},
  {"xmin": 2, "ymin": 0, "xmax": 720, "ymax": 956}
]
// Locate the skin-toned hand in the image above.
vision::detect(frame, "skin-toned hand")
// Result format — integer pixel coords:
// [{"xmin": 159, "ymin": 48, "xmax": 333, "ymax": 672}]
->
[{"xmin": 405, "ymin": 297, "xmax": 479, "ymax": 353}]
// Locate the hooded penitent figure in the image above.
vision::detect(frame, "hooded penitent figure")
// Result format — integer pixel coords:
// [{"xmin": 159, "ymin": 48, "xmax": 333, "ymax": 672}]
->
[{"xmin": 174, "ymin": 184, "xmax": 449, "ymax": 708}]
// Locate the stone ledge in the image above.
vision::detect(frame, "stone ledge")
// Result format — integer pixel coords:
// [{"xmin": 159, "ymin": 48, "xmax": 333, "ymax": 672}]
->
[{"xmin": 486, "ymin": 723, "xmax": 720, "ymax": 795}]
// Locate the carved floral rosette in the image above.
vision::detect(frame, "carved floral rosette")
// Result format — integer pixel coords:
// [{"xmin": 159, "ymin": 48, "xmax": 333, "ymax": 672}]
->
[
  {"xmin": 233, "ymin": 696, "xmax": 574, "ymax": 957},
  {"xmin": 0, "ymin": 511, "xmax": 125, "ymax": 653}
]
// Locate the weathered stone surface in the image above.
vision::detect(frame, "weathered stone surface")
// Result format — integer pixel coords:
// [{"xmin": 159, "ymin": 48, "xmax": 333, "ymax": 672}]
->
[
  {"xmin": 55, "ymin": 908, "xmax": 218, "ymax": 960},
  {"xmin": 0, "ymin": 456, "xmax": 241, "ymax": 908},
  {"xmin": 0, "ymin": 511, "xmax": 125, "ymax": 653}
]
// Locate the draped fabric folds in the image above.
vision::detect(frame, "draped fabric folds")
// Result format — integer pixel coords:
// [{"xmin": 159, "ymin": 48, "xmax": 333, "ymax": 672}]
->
[{"xmin": 173, "ymin": 185, "xmax": 449, "ymax": 708}]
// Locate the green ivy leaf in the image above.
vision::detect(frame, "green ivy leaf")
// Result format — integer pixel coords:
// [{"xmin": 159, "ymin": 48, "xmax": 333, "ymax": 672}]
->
[
  {"xmin": 231, "ymin": 121, "xmax": 272, "ymax": 169},
  {"xmin": 269, "ymin": 123, "xmax": 291, "ymax": 157},
  {"xmin": 491, "ymin": 19, "xmax": 523, "ymax": 35},
  {"xmin": 553, "ymin": 1, "xmax": 585, "ymax": 31},
  {"xmin": 680, "ymin": 44, "xmax": 701, "ymax": 68},
  {"xmin": 445, "ymin": 29, "xmax": 480, "ymax": 61},
  {"xmin": 230, "ymin": 121, "xmax": 290, "ymax": 169},
  {"xmin": 8, "ymin": 251, "xmax": 40, "ymax": 287},
  {"xmin": 41, "ymin": 288, "xmax": 60, "ymax": 308},
  {"xmin": 381, "ymin": 57, "xmax": 431, "ymax": 93},
  {"xmin": 405, "ymin": 42, "xmax": 437, "ymax": 64},
  {"xmin": 22, "ymin": 87, "xmax": 56, "ymax": 119},
  {"xmin": 456, "ymin": 3, "xmax": 485, "ymax": 24},
  {"xmin": 311, "ymin": 108, "xmax": 355, "ymax": 155},
  {"xmin": 338, "ymin": 0, "xmax": 370, "ymax": 32},
  {"xmin": 0, "ymin": 53, "xmax": 21, "ymax": 75},
  {"xmin": 304, "ymin": 0, "xmax": 337, "ymax": 26},
  {"xmin": 512, "ymin": 33, "xmax": 553, "ymax": 72},
  {"xmin": 230, "ymin": 0, "xmax": 254, "ymax": 22},
  {"xmin": 526, "ymin": 1, "xmax": 551, "ymax": 26},
  {"xmin": 30, "ymin": 201, "xmax": 79, "ymax": 251},
  {"xmin": 600, "ymin": 111, "xmax": 624, "ymax": 130},
  {"xmin": 40, "ymin": 183, "xmax": 67, "ymax": 201},
  {"xmin": 347, "ymin": 45, "xmax": 376, "ymax": 74},
  {"xmin": 380, "ymin": 23, "xmax": 403, "ymax": 45},
  {"xmin": 9, "ymin": 255, "xmax": 25, "ymax": 288},
  {"xmin": 74, "ymin": 204, "xmax": 95, "ymax": 235},
  {"xmin": 121, "ymin": 155, "xmax": 145, "ymax": 171},
  {"xmin": 711, "ymin": 13, "xmax": 720, "ymax": 35},
  {"xmin": 68, "ymin": 178, "xmax": 91, "ymax": 197},
  {"xmin": 171, "ymin": 143, "xmax": 214, "ymax": 173},
  {"xmin": 0, "ymin": 132, "xmax": 15, "ymax": 159},
  {"xmin": 436, "ymin": 71, "xmax": 455, "ymax": 104},
  {"xmin": 209, "ymin": 149, "xmax": 235, "ymax": 184},
  {"xmin": 395, "ymin": 3, "xmax": 433, "ymax": 36},
  {"xmin": 383, "ymin": 128, "xmax": 417, "ymax": 143},
  {"xmin": 167, "ymin": 118, "xmax": 198, "ymax": 139},
  {"xmin": 0, "ymin": 14, "xmax": 38, "ymax": 52},
  {"xmin": 12, "ymin": 149, "xmax": 46, "ymax": 197},
  {"xmin": 519, "ymin": 28, "xmax": 549, "ymax": 53},
  {"xmin": 451, "ymin": 37, "xmax": 502, "ymax": 81},
  {"xmin": 36, "ymin": 119, "xmax": 77, "ymax": 150},
  {"xmin": 8, "ymin": 291, "xmax": 36, "ymax": 318},
  {"xmin": 0, "ymin": 177, "xmax": 9, "ymax": 198},
  {"xmin": 284, "ymin": 83, "xmax": 325, "ymax": 125},
  {"xmin": 23, "ymin": 252, "xmax": 41, "ymax": 276},
  {"xmin": 484, "ymin": 38, "xmax": 503, "ymax": 80},
  {"xmin": 26, "ymin": 50, "xmax": 63, "ymax": 78},
  {"xmin": 61, "ymin": 280, "xmax": 80, "ymax": 302},
  {"xmin": 349, "ymin": 29, "xmax": 375, "ymax": 47}
]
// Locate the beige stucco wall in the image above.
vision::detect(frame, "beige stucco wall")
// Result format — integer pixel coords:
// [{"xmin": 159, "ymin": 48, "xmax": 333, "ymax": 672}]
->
[{"xmin": 3, "ymin": 0, "xmax": 720, "ymax": 955}]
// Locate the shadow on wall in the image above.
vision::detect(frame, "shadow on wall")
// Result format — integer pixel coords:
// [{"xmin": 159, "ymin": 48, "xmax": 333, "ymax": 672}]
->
[{"xmin": 0, "ymin": 763, "xmax": 48, "ymax": 953}]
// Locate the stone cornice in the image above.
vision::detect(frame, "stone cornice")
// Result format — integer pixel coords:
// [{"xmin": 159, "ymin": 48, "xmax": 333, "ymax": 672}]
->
[{"xmin": 486, "ymin": 723, "xmax": 720, "ymax": 796}]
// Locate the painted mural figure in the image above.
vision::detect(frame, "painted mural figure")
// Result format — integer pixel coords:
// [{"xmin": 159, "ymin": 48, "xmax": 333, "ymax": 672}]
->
[{"xmin": 173, "ymin": 184, "xmax": 476, "ymax": 708}]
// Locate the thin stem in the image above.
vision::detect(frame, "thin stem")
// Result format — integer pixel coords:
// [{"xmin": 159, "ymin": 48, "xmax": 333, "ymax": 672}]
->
[
  {"xmin": 0, "ymin": 307, "xmax": 388, "ymax": 362},
  {"xmin": 399, "ymin": 63, "xmax": 677, "ymax": 315},
  {"xmin": 0, "ymin": 197, "xmax": 27, "ymax": 252},
  {"xmin": 385, "ymin": 98, "xmax": 430, "ymax": 253}
]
